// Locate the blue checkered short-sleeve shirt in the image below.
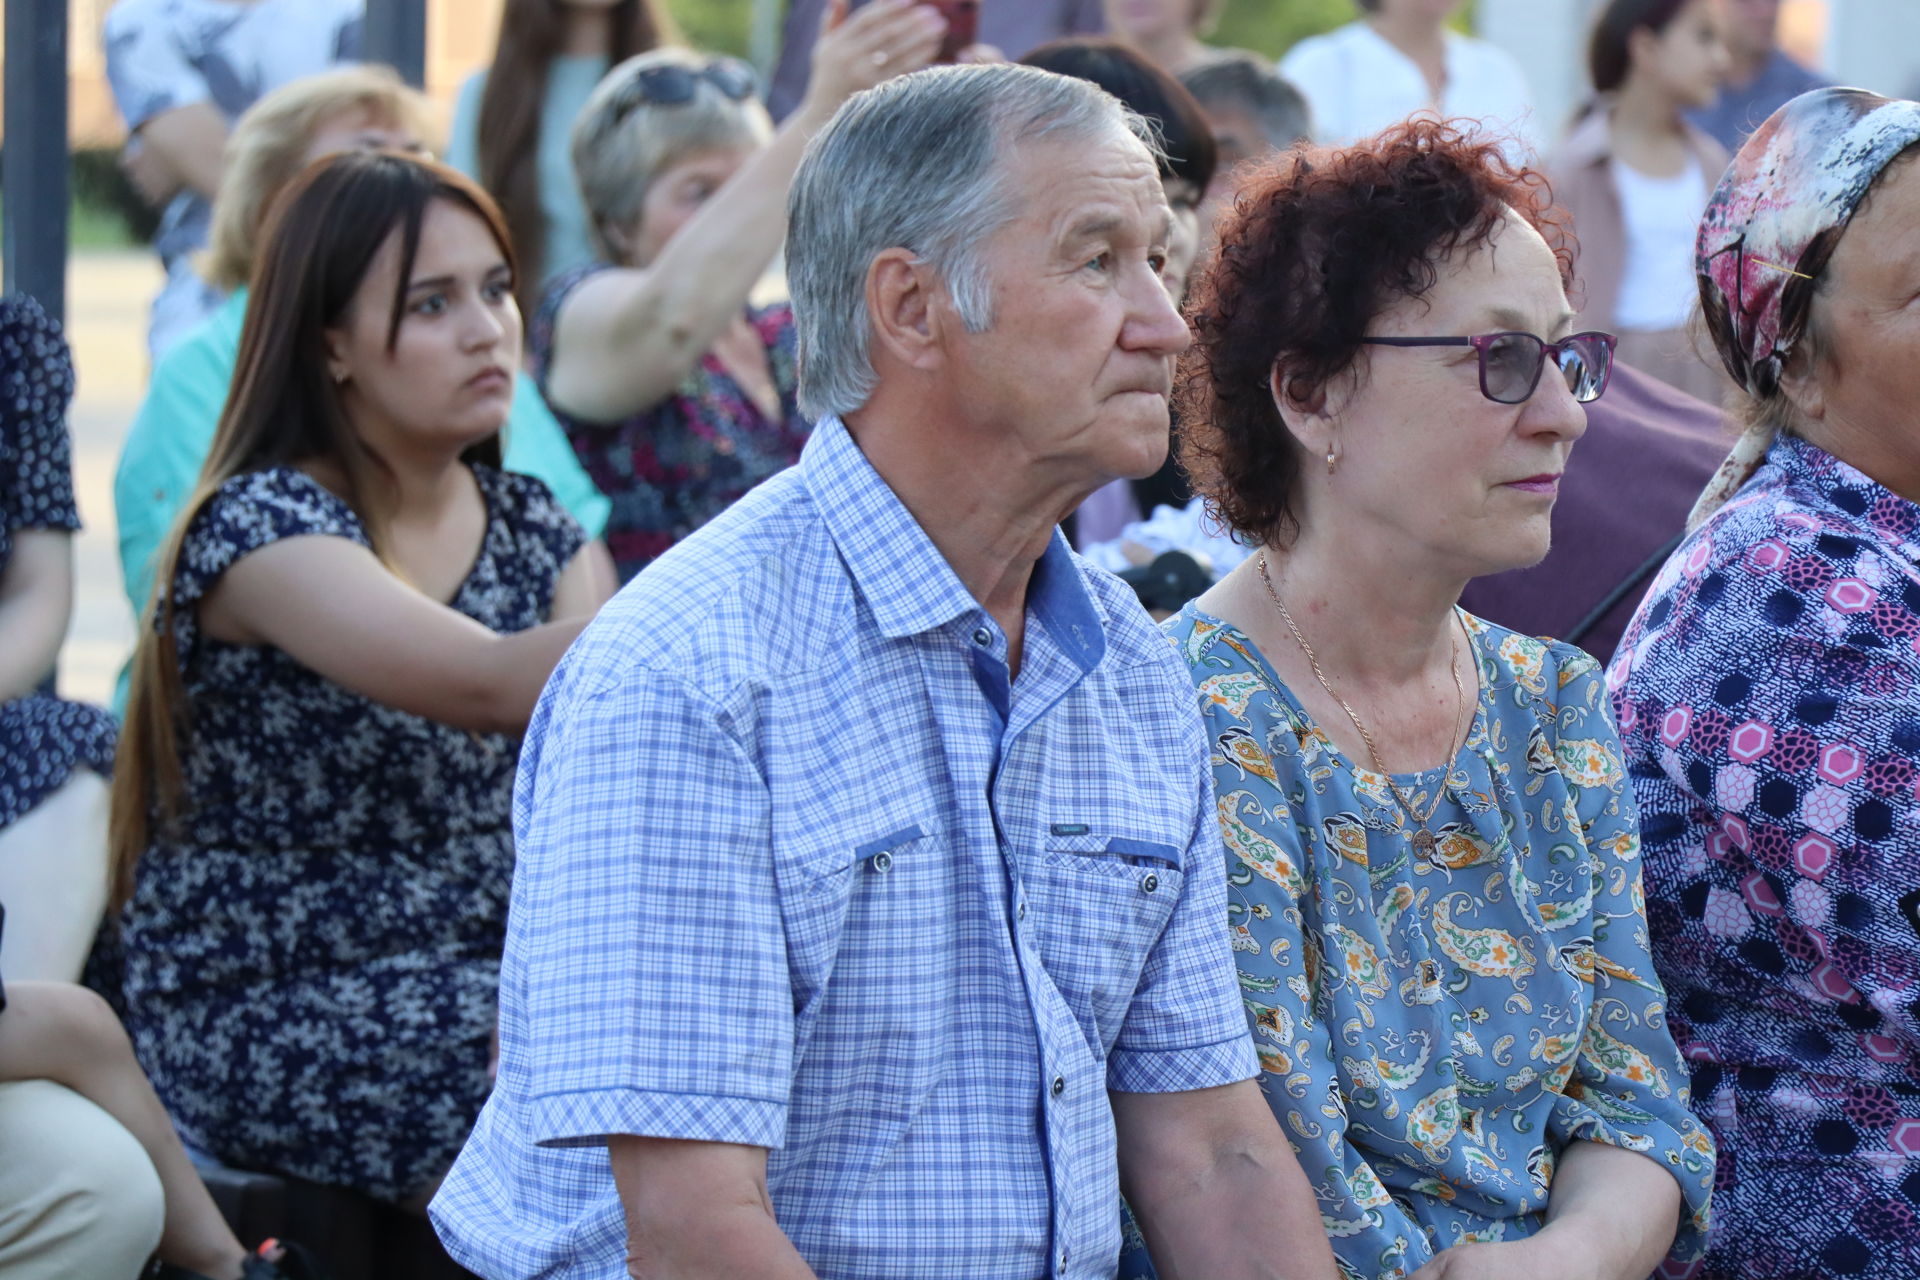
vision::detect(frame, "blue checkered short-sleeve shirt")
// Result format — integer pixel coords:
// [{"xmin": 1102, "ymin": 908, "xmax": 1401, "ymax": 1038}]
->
[{"xmin": 431, "ymin": 418, "xmax": 1257, "ymax": 1279}]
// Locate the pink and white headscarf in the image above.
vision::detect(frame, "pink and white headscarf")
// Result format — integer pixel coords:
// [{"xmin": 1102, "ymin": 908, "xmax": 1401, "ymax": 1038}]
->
[{"xmin": 1688, "ymin": 87, "xmax": 1920, "ymax": 528}]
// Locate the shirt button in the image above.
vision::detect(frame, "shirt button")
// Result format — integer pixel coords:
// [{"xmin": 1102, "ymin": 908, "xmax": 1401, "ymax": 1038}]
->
[
  {"xmin": 1051, "ymin": 1074, "xmax": 1066, "ymax": 1097},
  {"xmin": 1017, "ymin": 901, "xmax": 1027, "ymax": 919},
  {"xmin": 972, "ymin": 627, "xmax": 992, "ymax": 646},
  {"xmin": 870, "ymin": 851, "xmax": 893, "ymax": 873},
  {"xmin": 1140, "ymin": 873, "xmax": 1159, "ymax": 894}
]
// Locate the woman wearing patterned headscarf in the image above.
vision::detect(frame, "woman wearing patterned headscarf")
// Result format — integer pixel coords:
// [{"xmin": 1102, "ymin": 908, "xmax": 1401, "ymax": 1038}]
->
[{"xmin": 1610, "ymin": 87, "xmax": 1920, "ymax": 1278}]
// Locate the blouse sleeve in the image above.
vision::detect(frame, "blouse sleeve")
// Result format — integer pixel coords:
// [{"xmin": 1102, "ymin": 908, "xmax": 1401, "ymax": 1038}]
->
[
  {"xmin": 0, "ymin": 295, "xmax": 80, "ymax": 534},
  {"xmin": 1221, "ymin": 726, "xmax": 1438, "ymax": 1277},
  {"xmin": 166, "ymin": 470, "xmax": 368, "ymax": 661},
  {"xmin": 1544, "ymin": 649, "xmax": 1716, "ymax": 1261}
]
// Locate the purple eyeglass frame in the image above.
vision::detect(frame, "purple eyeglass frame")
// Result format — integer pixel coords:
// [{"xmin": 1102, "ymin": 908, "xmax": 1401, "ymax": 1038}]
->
[{"xmin": 1360, "ymin": 331, "xmax": 1619, "ymax": 404}]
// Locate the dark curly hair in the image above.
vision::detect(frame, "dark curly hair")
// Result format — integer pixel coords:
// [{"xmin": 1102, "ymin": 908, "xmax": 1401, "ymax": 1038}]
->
[{"xmin": 1177, "ymin": 118, "xmax": 1572, "ymax": 549}]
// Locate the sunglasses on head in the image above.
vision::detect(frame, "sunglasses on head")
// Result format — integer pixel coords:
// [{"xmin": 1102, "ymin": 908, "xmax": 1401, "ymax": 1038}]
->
[
  {"xmin": 1360, "ymin": 330, "xmax": 1618, "ymax": 405},
  {"xmin": 609, "ymin": 57, "xmax": 761, "ymax": 121}
]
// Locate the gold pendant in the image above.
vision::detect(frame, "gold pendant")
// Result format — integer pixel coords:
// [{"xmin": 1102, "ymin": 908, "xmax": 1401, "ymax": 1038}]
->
[{"xmin": 1412, "ymin": 828, "xmax": 1437, "ymax": 860}]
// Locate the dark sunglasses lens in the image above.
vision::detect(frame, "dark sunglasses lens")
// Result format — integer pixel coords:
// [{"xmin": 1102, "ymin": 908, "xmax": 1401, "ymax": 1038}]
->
[
  {"xmin": 707, "ymin": 60, "xmax": 759, "ymax": 99},
  {"xmin": 1558, "ymin": 333, "xmax": 1612, "ymax": 403},
  {"xmin": 1482, "ymin": 334, "xmax": 1541, "ymax": 404},
  {"xmin": 635, "ymin": 65, "xmax": 698, "ymax": 104}
]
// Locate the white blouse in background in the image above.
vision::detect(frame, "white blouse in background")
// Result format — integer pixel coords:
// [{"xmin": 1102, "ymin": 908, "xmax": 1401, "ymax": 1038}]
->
[
  {"xmin": 1609, "ymin": 153, "xmax": 1708, "ymax": 332},
  {"xmin": 1279, "ymin": 21, "xmax": 1541, "ymax": 163}
]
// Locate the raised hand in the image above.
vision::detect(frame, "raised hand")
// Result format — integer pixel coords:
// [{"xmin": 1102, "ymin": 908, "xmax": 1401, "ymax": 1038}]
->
[{"xmin": 801, "ymin": 0, "xmax": 948, "ymax": 120}]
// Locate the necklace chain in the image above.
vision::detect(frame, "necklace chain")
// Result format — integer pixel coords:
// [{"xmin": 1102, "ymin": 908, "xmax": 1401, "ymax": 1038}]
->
[{"xmin": 1254, "ymin": 554, "xmax": 1468, "ymax": 844}]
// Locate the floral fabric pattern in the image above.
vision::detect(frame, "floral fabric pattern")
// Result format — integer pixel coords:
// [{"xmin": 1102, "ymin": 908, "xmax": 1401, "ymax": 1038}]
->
[
  {"xmin": 1131, "ymin": 606, "xmax": 1713, "ymax": 1280},
  {"xmin": 531, "ymin": 263, "xmax": 809, "ymax": 582},
  {"xmin": 0, "ymin": 295, "xmax": 116, "ymax": 832},
  {"xmin": 122, "ymin": 464, "xmax": 582, "ymax": 1202},
  {"xmin": 1611, "ymin": 434, "xmax": 1920, "ymax": 1278}
]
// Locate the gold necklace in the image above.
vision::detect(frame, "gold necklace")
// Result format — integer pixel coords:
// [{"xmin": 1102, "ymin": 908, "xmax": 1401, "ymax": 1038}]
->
[{"xmin": 1255, "ymin": 553, "xmax": 1469, "ymax": 861}]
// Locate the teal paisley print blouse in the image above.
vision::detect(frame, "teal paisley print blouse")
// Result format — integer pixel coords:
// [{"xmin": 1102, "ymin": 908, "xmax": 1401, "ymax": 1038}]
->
[{"xmin": 1163, "ymin": 605, "xmax": 1714, "ymax": 1279}]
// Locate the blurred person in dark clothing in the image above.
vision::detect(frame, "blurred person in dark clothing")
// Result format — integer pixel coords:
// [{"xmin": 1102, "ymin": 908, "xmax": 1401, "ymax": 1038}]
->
[
  {"xmin": 1685, "ymin": 0, "xmax": 1826, "ymax": 151},
  {"xmin": 1180, "ymin": 55, "xmax": 1313, "ymax": 210}
]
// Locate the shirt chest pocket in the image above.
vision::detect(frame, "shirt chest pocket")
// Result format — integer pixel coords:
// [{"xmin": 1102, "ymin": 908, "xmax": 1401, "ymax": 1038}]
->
[{"xmin": 1017, "ymin": 832, "xmax": 1187, "ymax": 1052}]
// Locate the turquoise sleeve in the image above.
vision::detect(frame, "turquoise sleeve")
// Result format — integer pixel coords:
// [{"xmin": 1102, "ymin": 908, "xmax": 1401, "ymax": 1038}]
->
[
  {"xmin": 113, "ymin": 345, "xmax": 227, "ymax": 625},
  {"xmin": 447, "ymin": 71, "xmax": 486, "ymax": 180},
  {"xmin": 502, "ymin": 372, "xmax": 609, "ymax": 540}
]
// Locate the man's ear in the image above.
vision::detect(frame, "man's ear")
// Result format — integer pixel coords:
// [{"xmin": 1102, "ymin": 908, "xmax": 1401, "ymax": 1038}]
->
[{"xmin": 866, "ymin": 248, "xmax": 946, "ymax": 373}]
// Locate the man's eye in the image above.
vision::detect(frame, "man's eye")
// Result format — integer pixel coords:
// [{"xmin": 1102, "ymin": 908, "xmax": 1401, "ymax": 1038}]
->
[
  {"xmin": 1148, "ymin": 253, "xmax": 1169, "ymax": 274},
  {"xmin": 1085, "ymin": 253, "xmax": 1111, "ymax": 272}
]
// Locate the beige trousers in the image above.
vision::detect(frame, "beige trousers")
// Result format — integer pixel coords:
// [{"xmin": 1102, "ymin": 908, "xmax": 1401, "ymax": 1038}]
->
[
  {"xmin": 0, "ymin": 771, "xmax": 111, "ymax": 982},
  {"xmin": 0, "ymin": 1079, "xmax": 164, "ymax": 1278}
]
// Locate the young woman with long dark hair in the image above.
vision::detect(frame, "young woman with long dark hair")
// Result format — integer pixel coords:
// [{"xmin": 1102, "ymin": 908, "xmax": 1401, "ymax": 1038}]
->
[
  {"xmin": 111, "ymin": 150, "xmax": 611, "ymax": 1208},
  {"xmin": 448, "ymin": 0, "xmax": 678, "ymax": 312},
  {"xmin": 1548, "ymin": 0, "xmax": 1732, "ymax": 400}
]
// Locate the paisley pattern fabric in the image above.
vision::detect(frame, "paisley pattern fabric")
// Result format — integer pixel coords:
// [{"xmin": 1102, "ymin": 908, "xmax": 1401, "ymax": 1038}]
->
[
  {"xmin": 530, "ymin": 263, "xmax": 809, "ymax": 582},
  {"xmin": 122, "ymin": 464, "xmax": 582, "ymax": 1202},
  {"xmin": 1611, "ymin": 434, "xmax": 1920, "ymax": 1278},
  {"xmin": 1139, "ymin": 605, "xmax": 1713, "ymax": 1280},
  {"xmin": 0, "ymin": 295, "xmax": 116, "ymax": 832}
]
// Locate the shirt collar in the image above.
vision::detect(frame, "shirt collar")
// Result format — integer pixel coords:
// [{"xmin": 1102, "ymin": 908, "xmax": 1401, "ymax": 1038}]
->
[
  {"xmin": 801, "ymin": 416, "xmax": 1107, "ymax": 672},
  {"xmin": 1026, "ymin": 531, "xmax": 1106, "ymax": 675},
  {"xmin": 803, "ymin": 416, "xmax": 986, "ymax": 638}
]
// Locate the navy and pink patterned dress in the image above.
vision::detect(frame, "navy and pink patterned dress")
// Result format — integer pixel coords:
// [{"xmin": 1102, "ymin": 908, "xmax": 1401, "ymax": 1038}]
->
[
  {"xmin": 531, "ymin": 264, "xmax": 809, "ymax": 582},
  {"xmin": 1610, "ymin": 434, "xmax": 1920, "ymax": 1279}
]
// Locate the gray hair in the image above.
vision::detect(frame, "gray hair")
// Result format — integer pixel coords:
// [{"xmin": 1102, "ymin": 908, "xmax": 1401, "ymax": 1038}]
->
[
  {"xmin": 572, "ymin": 49, "xmax": 773, "ymax": 263},
  {"xmin": 787, "ymin": 63, "xmax": 1156, "ymax": 420},
  {"xmin": 1179, "ymin": 56, "xmax": 1314, "ymax": 151}
]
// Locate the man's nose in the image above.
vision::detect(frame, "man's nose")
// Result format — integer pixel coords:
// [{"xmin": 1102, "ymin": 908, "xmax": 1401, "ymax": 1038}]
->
[{"xmin": 1127, "ymin": 266, "xmax": 1192, "ymax": 356}]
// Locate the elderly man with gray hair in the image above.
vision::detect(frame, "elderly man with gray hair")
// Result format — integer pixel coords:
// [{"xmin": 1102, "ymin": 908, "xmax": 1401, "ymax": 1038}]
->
[{"xmin": 430, "ymin": 60, "xmax": 1333, "ymax": 1280}]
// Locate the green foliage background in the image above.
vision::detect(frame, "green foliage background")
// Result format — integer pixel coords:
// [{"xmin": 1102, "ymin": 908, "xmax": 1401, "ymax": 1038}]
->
[{"xmin": 667, "ymin": 0, "xmax": 1371, "ymax": 63}]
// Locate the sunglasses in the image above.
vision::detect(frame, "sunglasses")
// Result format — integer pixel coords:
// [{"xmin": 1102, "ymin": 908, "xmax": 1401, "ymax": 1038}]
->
[
  {"xmin": 1360, "ymin": 331, "xmax": 1618, "ymax": 405},
  {"xmin": 608, "ymin": 58, "xmax": 760, "ymax": 121}
]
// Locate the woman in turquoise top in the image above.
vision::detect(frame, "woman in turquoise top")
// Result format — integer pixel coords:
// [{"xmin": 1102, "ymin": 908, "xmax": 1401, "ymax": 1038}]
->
[
  {"xmin": 448, "ymin": 0, "xmax": 678, "ymax": 312},
  {"xmin": 116, "ymin": 67, "xmax": 612, "ymax": 645},
  {"xmin": 1141, "ymin": 121, "xmax": 1715, "ymax": 1280}
]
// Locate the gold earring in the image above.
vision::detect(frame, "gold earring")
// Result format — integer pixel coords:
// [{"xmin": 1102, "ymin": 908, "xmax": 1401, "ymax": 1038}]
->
[{"xmin": 1325, "ymin": 443, "xmax": 1337, "ymax": 476}]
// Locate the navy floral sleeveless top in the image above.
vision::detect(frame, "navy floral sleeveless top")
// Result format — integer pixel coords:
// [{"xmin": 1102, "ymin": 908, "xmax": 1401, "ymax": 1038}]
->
[
  {"xmin": 121, "ymin": 464, "xmax": 583, "ymax": 1200},
  {"xmin": 532, "ymin": 263, "xmax": 810, "ymax": 582}
]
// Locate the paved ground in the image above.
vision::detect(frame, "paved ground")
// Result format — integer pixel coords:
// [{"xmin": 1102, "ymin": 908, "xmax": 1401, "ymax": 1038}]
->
[{"xmin": 61, "ymin": 249, "xmax": 162, "ymax": 707}]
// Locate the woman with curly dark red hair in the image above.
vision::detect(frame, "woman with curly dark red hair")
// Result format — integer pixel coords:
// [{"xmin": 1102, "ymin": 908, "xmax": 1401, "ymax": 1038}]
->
[{"xmin": 1162, "ymin": 119, "xmax": 1715, "ymax": 1278}]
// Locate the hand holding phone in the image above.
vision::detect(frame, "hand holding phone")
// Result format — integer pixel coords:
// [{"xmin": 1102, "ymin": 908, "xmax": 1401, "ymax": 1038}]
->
[{"xmin": 924, "ymin": 0, "xmax": 979, "ymax": 63}]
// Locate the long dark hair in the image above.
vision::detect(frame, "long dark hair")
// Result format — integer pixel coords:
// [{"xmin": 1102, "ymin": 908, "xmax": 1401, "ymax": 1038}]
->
[
  {"xmin": 474, "ymin": 0, "xmax": 677, "ymax": 311},
  {"xmin": 110, "ymin": 151, "xmax": 518, "ymax": 905},
  {"xmin": 1589, "ymin": 0, "xmax": 1693, "ymax": 94}
]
